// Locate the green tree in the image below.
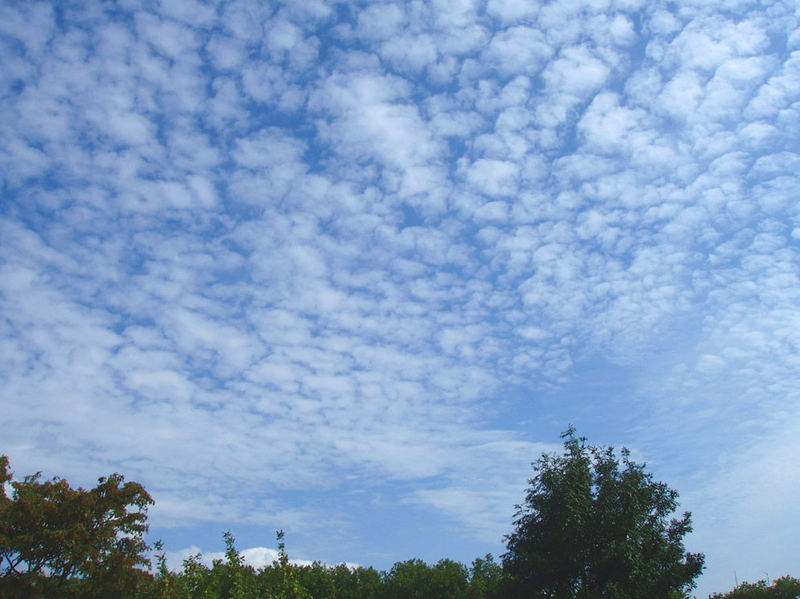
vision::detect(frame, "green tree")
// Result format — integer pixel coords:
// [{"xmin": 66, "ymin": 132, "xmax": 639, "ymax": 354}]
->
[
  {"xmin": 709, "ymin": 575, "xmax": 800, "ymax": 599},
  {"xmin": 502, "ymin": 427, "xmax": 704, "ymax": 599},
  {"xmin": 170, "ymin": 531, "xmax": 259, "ymax": 599},
  {"xmin": 150, "ymin": 539, "xmax": 184, "ymax": 599},
  {"xmin": 273, "ymin": 530, "xmax": 312, "ymax": 599},
  {"xmin": 467, "ymin": 554, "xmax": 502, "ymax": 599},
  {"xmin": 382, "ymin": 557, "xmax": 471, "ymax": 599},
  {"xmin": 342, "ymin": 565, "xmax": 383, "ymax": 599},
  {"xmin": 295, "ymin": 562, "xmax": 336, "ymax": 599},
  {"xmin": 430, "ymin": 558, "xmax": 469, "ymax": 599},
  {"xmin": 383, "ymin": 558, "xmax": 435, "ymax": 599},
  {"xmin": 0, "ymin": 454, "xmax": 154, "ymax": 598},
  {"xmin": 328, "ymin": 563, "xmax": 362, "ymax": 599}
]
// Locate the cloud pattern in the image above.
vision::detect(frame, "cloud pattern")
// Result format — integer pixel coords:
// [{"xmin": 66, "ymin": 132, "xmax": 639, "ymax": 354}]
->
[{"xmin": 1, "ymin": 0, "xmax": 798, "ymax": 593}]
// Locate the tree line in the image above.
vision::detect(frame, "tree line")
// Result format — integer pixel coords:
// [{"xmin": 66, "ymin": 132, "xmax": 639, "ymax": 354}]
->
[{"xmin": 2, "ymin": 429, "xmax": 796, "ymax": 598}]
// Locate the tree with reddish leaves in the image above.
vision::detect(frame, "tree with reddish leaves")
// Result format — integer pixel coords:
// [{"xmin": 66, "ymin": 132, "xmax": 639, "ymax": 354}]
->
[
  {"xmin": 709, "ymin": 576, "xmax": 800, "ymax": 599},
  {"xmin": 0, "ymin": 454, "xmax": 153, "ymax": 598}
]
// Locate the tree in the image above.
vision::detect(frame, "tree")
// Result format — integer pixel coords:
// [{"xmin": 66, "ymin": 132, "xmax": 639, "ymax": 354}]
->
[
  {"xmin": 272, "ymin": 530, "xmax": 312, "ymax": 599},
  {"xmin": 468, "ymin": 554, "xmax": 502, "ymax": 599},
  {"xmin": 502, "ymin": 427, "xmax": 704, "ymax": 599},
  {"xmin": 429, "ymin": 558, "xmax": 470, "ymax": 599},
  {"xmin": 384, "ymin": 558, "xmax": 436, "ymax": 599},
  {"xmin": 0, "ymin": 454, "xmax": 154, "ymax": 598}
]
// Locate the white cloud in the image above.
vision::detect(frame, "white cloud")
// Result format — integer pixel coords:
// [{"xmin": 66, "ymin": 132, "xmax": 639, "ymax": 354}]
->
[
  {"xmin": 381, "ymin": 34, "xmax": 439, "ymax": 72},
  {"xmin": 159, "ymin": 0, "xmax": 217, "ymax": 27},
  {"xmin": 543, "ymin": 45, "xmax": 611, "ymax": 98},
  {"xmin": 657, "ymin": 71, "xmax": 706, "ymax": 122},
  {"xmin": 482, "ymin": 27, "xmax": 554, "ymax": 78},
  {"xmin": 206, "ymin": 34, "xmax": 248, "ymax": 70},
  {"xmin": 462, "ymin": 158, "xmax": 520, "ymax": 198},
  {"xmin": 578, "ymin": 92, "xmax": 651, "ymax": 154},
  {"xmin": 135, "ymin": 13, "xmax": 200, "ymax": 61},
  {"xmin": 356, "ymin": 3, "xmax": 406, "ymax": 41},
  {"xmin": 431, "ymin": 0, "xmax": 479, "ymax": 30},
  {"xmin": 485, "ymin": 0, "xmax": 539, "ymax": 24}
]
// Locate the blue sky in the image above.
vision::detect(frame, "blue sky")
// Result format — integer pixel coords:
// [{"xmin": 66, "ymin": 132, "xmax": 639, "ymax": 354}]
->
[{"xmin": 1, "ymin": 0, "xmax": 799, "ymax": 595}]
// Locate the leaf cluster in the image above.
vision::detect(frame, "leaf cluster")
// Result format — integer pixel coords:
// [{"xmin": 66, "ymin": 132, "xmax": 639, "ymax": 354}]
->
[
  {"xmin": 144, "ymin": 531, "xmax": 502, "ymax": 599},
  {"xmin": 502, "ymin": 427, "xmax": 704, "ymax": 599},
  {"xmin": 0, "ymin": 455, "xmax": 153, "ymax": 598},
  {"xmin": 708, "ymin": 576, "xmax": 800, "ymax": 599}
]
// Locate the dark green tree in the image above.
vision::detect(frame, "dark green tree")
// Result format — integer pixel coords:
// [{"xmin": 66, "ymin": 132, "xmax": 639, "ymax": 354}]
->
[{"xmin": 502, "ymin": 428, "xmax": 704, "ymax": 599}]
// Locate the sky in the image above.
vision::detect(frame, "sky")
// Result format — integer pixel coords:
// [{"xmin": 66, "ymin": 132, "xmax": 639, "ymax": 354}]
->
[{"xmin": 1, "ymin": 0, "xmax": 798, "ymax": 595}]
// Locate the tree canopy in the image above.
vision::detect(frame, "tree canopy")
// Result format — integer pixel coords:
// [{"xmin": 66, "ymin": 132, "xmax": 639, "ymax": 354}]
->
[
  {"xmin": 0, "ymin": 455, "xmax": 153, "ymax": 598},
  {"xmin": 709, "ymin": 576, "xmax": 800, "ymax": 599},
  {"xmin": 502, "ymin": 427, "xmax": 705, "ymax": 599}
]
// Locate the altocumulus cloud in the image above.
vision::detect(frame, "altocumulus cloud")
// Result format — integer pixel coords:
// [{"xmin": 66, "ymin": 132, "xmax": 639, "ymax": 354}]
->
[{"xmin": 1, "ymin": 0, "xmax": 799, "ymax": 595}]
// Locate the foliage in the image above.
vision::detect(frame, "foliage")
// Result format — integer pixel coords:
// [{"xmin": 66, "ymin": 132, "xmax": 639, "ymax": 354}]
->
[
  {"xmin": 0, "ymin": 454, "xmax": 153, "ymax": 598},
  {"xmin": 502, "ymin": 427, "xmax": 705, "ymax": 599},
  {"xmin": 272, "ymin": 530, "xmax": 313, "ymax": 599},
  {"xmin": 144, "ymin": 533, "xmax": 500, "ymax": 599},
  {"xmin": 708, "ymin": 576, "xmax": 800, "ymax": 599},
  {"xmin": 147, "ymin": 532, "xmax": 264, "ymax": 599},
  {"xmin": 10, "ymin": 437, "xmax": 795, "ymax": 599},
  {"xmin": 468, "ymin": 554, "xmax": 502, "ymax": 599},
  {"xmin": 382, "ymin": 557, "xmax": 471, "ymax": 599}
]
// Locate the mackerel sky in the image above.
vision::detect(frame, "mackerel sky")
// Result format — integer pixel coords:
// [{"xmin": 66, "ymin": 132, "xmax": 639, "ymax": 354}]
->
[{"xmin": 1, "ymin": 0, "xmax": 799, "ymax": 595}]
